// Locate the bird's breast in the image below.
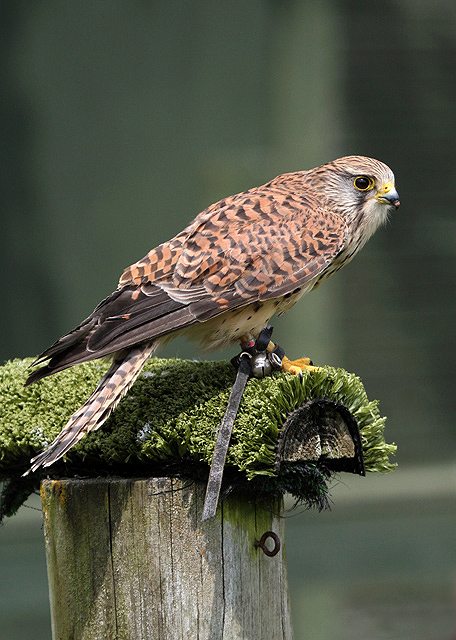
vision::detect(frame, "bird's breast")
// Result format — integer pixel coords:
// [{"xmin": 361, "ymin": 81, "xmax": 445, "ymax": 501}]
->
[{"xmin": 183, "ymin": 297, "xmax": 296, "ymax": 349}]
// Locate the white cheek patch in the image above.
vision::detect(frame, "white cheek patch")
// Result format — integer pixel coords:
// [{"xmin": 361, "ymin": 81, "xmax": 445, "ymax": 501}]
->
[{"xmin": 362, "ymin": 198, "xmax": 390, "ymax": 242}]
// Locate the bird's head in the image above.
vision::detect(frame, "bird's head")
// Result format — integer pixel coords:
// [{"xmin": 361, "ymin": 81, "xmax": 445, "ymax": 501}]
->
[{"xmin": 307, "ymin": 155, "xmax": 400, "ymax": 241}]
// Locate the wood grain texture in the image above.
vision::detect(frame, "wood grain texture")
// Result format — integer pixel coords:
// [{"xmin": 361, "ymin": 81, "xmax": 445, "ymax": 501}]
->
[{"xmin": 41, "ymin": 477, "xmax": 293, "ymax": 640}]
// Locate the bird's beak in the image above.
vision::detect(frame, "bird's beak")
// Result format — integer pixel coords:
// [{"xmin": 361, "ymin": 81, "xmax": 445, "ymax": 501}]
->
[{"xmin": 376, "ymin": 183, "xmax": 400, "ymax": 208}]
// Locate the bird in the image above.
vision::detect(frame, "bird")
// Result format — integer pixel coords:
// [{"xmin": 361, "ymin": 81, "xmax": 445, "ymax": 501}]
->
[{"xmin": 25, "ymin": 155, "xmax": 399, "ymax": 473}]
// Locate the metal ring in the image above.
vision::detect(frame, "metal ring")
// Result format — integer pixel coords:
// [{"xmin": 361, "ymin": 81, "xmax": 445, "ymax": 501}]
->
[
  {"xmin": 268, "ymin": 351, "xmax": 283, "ymax": 370},
  {"xmin": 254, "ymin": 531, "xmax": 281, "ymax": 557}
]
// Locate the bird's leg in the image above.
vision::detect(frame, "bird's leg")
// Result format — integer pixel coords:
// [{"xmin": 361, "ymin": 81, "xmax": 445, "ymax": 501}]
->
[
  {"xmin": 266, "ymin": 340, "xmax": 320, "ymax": 375},
  {"xmin": 239, "ymin": 333, "xmax": 319, "ymax": 375},
  {"xmin": 239, "ymin": 333, "xmax": 256, "ymax": 350}
]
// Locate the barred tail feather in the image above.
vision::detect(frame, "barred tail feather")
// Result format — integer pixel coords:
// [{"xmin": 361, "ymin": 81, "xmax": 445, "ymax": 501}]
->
[{"xmin": 25, "ymin": 342, "xmax": 155, "ymax": 474}]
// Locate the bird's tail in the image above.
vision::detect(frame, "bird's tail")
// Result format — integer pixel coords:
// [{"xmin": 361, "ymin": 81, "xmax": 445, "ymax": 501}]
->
[{"xmin": 25, "ymin": 342, "xmax": 154, "ymax": 474}]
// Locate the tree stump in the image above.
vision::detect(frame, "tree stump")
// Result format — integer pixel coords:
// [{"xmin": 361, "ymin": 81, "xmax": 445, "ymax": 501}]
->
[{"xmin": 41, "ymin": 477, "xmax": 292, "ymax": 640}]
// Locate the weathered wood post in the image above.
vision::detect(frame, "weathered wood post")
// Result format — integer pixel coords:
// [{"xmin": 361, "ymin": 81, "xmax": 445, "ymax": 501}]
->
[
  {"xmin": 41, "ymin": 477, "xmax": 292, "ymax": 640},
  {"xmin": 38, "ymin": 394, "xmax": 367, "ymax": 639}
]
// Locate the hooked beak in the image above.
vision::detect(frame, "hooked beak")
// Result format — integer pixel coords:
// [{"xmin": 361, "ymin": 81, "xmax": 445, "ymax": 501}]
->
[{"xmin": 376, "ymin": 183, "xmax": 400, "ymax": 208}]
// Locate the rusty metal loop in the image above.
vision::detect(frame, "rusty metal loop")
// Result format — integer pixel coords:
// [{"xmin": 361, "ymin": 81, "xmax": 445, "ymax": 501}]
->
[{"xmin": 254, "ymin": 531, "xmax": 281, "ymax": 557}]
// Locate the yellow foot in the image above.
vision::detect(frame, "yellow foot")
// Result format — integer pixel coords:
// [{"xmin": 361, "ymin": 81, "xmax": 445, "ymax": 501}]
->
[{"xmin": 281, "ymin": 356, "xmax": 320, "ymax": 375}]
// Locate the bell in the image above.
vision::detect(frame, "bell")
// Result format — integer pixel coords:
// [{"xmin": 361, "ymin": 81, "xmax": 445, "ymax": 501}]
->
[{"xmin": 250, "ymin": 352, "xmax": 273, "ymax": 378}]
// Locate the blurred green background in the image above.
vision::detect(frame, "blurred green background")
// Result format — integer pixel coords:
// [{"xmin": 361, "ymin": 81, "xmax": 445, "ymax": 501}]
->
[{"xmin": 1, "ymin": 1, "xmax": 456, "ymax": 638}]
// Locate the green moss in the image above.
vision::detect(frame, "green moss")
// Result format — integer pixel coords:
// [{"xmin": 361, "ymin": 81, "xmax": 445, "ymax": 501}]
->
[
  {"xmin": 0, "ymin": 357, "xmax": 396, "ymax": 475},
  {"xmin": 0, "ymin": 356, "xmax": 396, "ymax": 518},
  {"xmin": 0, "ymin": 357, "xmax": 110, "ymax": 465}
]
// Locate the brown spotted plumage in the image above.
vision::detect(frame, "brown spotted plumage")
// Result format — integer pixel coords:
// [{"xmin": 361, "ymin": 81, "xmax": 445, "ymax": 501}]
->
[{"xmin": 25, "ymin": 156, "xmax": 399, "ymax": 472}]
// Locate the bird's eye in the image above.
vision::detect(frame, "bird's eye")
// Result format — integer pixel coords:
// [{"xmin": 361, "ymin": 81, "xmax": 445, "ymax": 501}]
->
[{"xmin": 354, "ymin": 176, "xmax": 375, "ymax": 191}]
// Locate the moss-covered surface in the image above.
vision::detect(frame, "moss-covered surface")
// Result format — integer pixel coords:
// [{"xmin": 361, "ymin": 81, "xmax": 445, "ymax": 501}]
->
[{"xmin": 0, "ymin": 356, "xmax": 396, "ymax": 519}]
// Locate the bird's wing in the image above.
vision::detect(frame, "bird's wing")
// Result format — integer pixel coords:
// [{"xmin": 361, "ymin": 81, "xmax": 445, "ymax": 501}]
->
[
  {"xmin": 27, "ymin": 183, "xmax": 346, "ymax": 382},
  {"xmin": 89, "ymin": 186, "xmax": 346, "ymax": 346}
]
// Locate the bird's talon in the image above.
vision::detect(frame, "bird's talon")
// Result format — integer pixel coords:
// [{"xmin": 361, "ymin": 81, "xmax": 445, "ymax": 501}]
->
[{"xmin": 281, "ymin": 355, "xmax": 320, "ymax": 375}]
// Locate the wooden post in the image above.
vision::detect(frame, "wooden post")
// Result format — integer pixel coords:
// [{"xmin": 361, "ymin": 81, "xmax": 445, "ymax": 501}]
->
[{"xmin": 40, "ymin": 477, "xmax": 293, "ymax": 640}]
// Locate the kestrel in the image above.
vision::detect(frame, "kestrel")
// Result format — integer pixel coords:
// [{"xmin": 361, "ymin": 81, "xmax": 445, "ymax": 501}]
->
[{"xmin": 25, "ymin": 156, "xmax": 399, "ymax": 472}]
